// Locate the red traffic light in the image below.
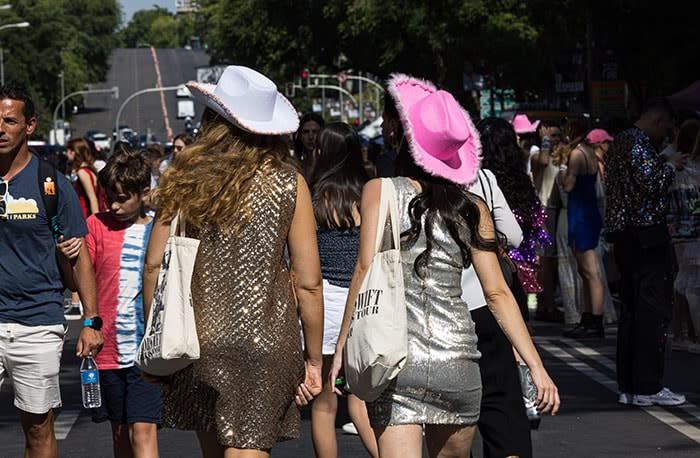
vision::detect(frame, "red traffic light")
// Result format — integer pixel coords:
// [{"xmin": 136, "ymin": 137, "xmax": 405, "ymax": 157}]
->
[{"xmin": 301, "ymin": 68, "xmax": 310, "ymax": 88}]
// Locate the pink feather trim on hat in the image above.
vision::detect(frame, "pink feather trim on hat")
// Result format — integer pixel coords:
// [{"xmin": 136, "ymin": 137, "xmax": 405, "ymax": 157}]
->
[{"xmin": 387, "ymin": 73, "xmax": 481, "ymax": 186}]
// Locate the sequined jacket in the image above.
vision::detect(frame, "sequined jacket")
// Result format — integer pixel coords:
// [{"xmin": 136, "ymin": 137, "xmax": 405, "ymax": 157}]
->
[{"xmin": 604, "ymin": 127, "xmax": 675, "ymax": 233}]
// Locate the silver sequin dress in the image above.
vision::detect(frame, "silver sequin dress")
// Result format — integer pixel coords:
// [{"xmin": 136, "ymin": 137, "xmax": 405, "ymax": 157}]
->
[
  {"xmin": 161, "ymin": 166, "xmax": 305, "ymax": 449},
  {"xmin": 367, "ymin": 177, "xmax": 482, "ymax": 427}
]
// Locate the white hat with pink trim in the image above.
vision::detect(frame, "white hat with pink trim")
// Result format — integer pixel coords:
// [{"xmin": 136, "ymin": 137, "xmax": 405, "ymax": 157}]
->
[
  {"xmin": 387, "ymin": 73, "xmax": 481, "ymax": 186},
  {"xmin": 186, "ymin": 65, "xmax": 299, "ymax": 135}
]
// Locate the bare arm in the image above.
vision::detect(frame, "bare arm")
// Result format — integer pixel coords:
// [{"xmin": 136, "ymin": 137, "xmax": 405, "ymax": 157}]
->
[
  {"xmin": 142, "ymin": 215, "xmax": 171, "ymax": 321},
  {"xmin": 287, "ymin": 174, "xmax": 324, "ymax": 404},
  {"xmin": 558, "ymin": 146, "xmax": 582, "ymax": 193},
  {"xmin": 471, "ymin": 200, "xmax": 560, "ymax": 415},
  {"xmin": 73, "ymin": 242, "xmax": 104, "ymax": 357},
  {"xmin": 288, "ymin": 174, "xmax": 324, "ymax": 365},
  {"xmin": 56, "ymin": 236, "xmax": 82, "ymax": 291},
  {"xmin": 329, "ymin": 178, "xmax": 382, "ymax": 393},
  {"xmin": 77, "ymin": 168, "xmax": 100, "ymax": 214}
]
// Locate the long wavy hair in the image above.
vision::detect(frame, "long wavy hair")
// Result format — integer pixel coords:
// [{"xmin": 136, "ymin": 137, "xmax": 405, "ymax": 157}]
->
[
  {"xmin": 308, "ymin": 122, "xmax": 368, "ymax": 230},
  {"xmin": 551, "ymin": 117, "xmax": 590, "ymax": 166},
  {"xmin": 385, "ymin": 92, "xmax": 497, "ymax": 278},
  {"xmin": 154, "ymin": 108, "xmax": 298, "ymax": 233},
  {"xmin": 477, "ymin": 117, "xmax": 542, "ymax": 234}
]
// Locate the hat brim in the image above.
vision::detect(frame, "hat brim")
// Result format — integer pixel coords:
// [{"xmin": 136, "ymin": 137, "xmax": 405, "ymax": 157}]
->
[
  {"xmin": 514, "ymin": 120, "xmax": 540, "ymax": 134},
  {"xmin": 387, "ymin": 73, "xmax": 481, "ymax": 186},
  {"xmin": 186, "ymin": 82, "xmax": 299, "ymax": 135}
]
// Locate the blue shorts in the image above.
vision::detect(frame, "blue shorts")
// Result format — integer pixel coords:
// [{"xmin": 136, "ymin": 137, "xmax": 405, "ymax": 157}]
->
[{"xmin": 92, "ymin": 366, "xmax": 161, "ymax": 425}]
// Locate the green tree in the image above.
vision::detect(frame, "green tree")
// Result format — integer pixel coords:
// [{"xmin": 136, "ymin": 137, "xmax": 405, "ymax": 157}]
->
[
  {"xmin": 150, "ymin": 15, "xmax": 178, "ymax": 48},
  {"xmin": 199, "ymin": 0, "xmax": 542, "ymax": 111},
  {"xmin": 2, "ymin": 0, "xmax": 121, "ymax": 134},
  {"xmin": 118, "ymin": 7, "xmax": 171, "ymax": 48},
  {"xmin": 119, "ymin": 6, "xmax": 197, "ymax": 49}
]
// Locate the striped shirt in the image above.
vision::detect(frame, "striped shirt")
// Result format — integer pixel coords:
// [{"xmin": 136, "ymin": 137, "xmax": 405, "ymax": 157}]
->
[{"xmin": 86, "ymin": 212, "xmax": 152, "ymax": 370}]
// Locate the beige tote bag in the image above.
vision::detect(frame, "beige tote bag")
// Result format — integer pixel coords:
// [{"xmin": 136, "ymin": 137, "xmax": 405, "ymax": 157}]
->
[
  {"xmin": 136, "ymin": 212, "xmax": 200, "ymax": 376},
  {"xmin": 344, "ymin": 178, "xmax": 407, "ymax": 401}
]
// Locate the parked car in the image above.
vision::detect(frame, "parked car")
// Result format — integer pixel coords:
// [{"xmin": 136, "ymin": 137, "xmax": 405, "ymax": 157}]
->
[{"xmin": 85, "ymin": 130, "xmax": 111, "ymax": 151}]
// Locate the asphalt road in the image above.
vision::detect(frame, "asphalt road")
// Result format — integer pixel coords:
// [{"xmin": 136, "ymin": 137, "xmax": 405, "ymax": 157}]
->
[
  {"xmin": 68, "ymin": 48, "xmax": 210, "ymax": 142},
  {"xmin": 1, "ymin": 318, "xmax": 698, "ymax": 457}
]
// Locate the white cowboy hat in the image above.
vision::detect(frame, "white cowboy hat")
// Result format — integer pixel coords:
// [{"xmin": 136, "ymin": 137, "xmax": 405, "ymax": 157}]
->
[{"xmin": 186, "ymin": 66, "xmax": 299, "ymax": 135}]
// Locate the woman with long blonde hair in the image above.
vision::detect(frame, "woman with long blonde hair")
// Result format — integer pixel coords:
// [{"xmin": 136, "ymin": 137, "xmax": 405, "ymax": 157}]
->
[{"xmin": 142, "ymin": 66, "xmax": 323, "ymax": 458}]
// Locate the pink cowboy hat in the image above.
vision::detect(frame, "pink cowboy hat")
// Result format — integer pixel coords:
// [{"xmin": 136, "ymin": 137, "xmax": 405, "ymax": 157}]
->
[
  {"xmin": 512, "ymin": 114, "xmax": 540, "ymax": 134},
  {"xmin": 387, "ymin": 73, "xmax": 481, "ymax": 186},
  {"xmin": 186, "ymin": 65, "xmax": 299, "ymax": 135}
]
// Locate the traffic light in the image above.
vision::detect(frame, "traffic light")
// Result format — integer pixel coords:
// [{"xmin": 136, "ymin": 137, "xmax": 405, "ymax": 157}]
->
[
  {"xmin": 301, "ymin": 68, "xmax": 309, "ymax": 88},
  {"xmin": 285, "ymin": 82, "xmax": 295, "ymax": 98}
]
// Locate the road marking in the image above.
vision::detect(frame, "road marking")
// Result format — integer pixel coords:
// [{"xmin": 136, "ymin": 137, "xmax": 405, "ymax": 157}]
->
[
  {"xmin": 537, "ymin": 336, "xmax": 700, "ymax": 424},
  {"xmin": 54, "ymin": 410, "xmax": 80, "ymax": 440},
  {"xmin": 537, "ymin": 341, "xmax": 700, "ymax": 444},
  {"xmin": 151, "ymin": 46, "xmax": 173, "ymax": 140}
]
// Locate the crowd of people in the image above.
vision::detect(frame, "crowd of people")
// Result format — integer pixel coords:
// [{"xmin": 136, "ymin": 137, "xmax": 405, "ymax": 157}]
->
[{"xmin": 0, "ymin": 59, "xmax": 696, "ymax": 458}]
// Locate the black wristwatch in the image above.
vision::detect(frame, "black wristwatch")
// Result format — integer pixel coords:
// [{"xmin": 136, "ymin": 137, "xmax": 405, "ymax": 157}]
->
[{"xmin": 83, "ymin": 316, "xmax": 103, "ymax": 331}]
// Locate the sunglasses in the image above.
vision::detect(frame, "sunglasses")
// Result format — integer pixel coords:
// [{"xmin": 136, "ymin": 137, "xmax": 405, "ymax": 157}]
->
[{"xmin": 0, "ymin": 177, "xmax": 7, "ymax": 219}]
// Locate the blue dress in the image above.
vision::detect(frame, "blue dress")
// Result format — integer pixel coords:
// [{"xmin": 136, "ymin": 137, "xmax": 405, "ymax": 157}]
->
[{"xmin": 567, "ymin": 153, "xmax": 602, "ymax": 251}]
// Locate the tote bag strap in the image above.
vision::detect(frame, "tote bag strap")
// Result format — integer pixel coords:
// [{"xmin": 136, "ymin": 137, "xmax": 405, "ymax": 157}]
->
[
  {"xmin": 169, "ymin": 211, "xmax": 188, "ymax": 237},
  {"xmin": 373, "ymin": 178, "xmax": 401, "ymax": 254}
]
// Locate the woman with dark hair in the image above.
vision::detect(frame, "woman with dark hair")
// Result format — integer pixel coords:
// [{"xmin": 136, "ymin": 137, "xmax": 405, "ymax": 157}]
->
[
  {"xmin": 477, "ymin": 117, "xmax": 551, "ymax": 297},
  {"xmin": 64, "ymin": 137, "xmax": 102, "ymax": 314},
  {"xmin": 556, "ymin": 118, "xmax": 606, "ymax": 338},
  {"xmin": 308, "ymin": 122, "xmax": 378, "ymax": 458},
  {"xmin": 293, "ymin": 112, "xmax": 325, "ymax": 175},
  {"xmin": 329, "ymin": 75, "xmax": 559, "ymax": 457},
  {"xmin": 66, "ymin": 137, "xmax": 100, "ymax": 217}
]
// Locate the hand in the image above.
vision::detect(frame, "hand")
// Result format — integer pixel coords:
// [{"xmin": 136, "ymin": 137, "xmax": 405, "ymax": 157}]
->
[
  {"xmin": 328, "ymin": 351, "xmax": 344, "ymax": 395},
  {"xmin": 76, "ymin": 327, "xmax": 104, "ymax": 358},
  {"xmin": 57, "ymin": 235, "xmax": 82, "ymax": 260},
  {"xmin": 295, "ymin": 359, "xmax": 322, "ymax": 407},
  {"xmin": 529, "ymin": 365, "xmax": 560, "ymax": 415}
]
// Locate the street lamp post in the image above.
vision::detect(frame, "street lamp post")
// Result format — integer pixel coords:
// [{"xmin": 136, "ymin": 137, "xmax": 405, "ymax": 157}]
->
[
  {"xmin": 52, "ymin": 86, "xmax": 119, "ymax": 145},
  {"xmin": 0, "ymin": 21, "xmax": 30, "ymax": 86},
  {"xmin": 113, "ymin": 85, "xmax": 183, "ymax": 151}
]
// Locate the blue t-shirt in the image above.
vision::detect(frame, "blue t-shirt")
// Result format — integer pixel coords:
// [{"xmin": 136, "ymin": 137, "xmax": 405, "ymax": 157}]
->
[{"xmin": 0, "ymin": 155, "xmax": 88, "ymax": 325}]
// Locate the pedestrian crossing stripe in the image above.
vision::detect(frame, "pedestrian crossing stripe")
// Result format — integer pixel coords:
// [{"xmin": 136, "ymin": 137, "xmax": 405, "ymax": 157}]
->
[{"xmin": 535, "ymin": 337, "xmax": 700, "ymax": 445}]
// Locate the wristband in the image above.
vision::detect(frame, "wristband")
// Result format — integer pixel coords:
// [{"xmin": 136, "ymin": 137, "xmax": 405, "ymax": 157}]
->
[{"xmin": 559, "ymin": 164, "xmax": 568, "ymax": 172}]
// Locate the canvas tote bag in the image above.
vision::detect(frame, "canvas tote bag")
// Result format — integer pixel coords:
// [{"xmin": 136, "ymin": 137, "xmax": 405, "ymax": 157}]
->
[
  {"xmin": 136, "ymin": 212, "xmax": 201, "ymax": 376},
  {"xmin": 344, "ymin": 178, "xmax": 407, "ymax": 401}
]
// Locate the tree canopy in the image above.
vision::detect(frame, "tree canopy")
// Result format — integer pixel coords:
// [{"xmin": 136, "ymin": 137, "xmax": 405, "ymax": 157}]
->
[
  {"xmin": 1, "ymin": 0, "xmax": 120, "ymax": 134},
  {"xmin": 196, "ymin": 0, "xmax": 697, "ymax": 113}
]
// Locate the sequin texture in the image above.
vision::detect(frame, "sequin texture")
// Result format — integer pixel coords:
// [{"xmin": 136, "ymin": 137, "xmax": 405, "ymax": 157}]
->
[
  {"xmin": 508, "ymin": 205, "xmax": 551, "ymax": 293},
  {"xmin": 605, "ymin": 127, "xmax": 675, "ymax": 233},
  {"xmin": 367, "ymin": 178, "xmax": 482, "ymax": 427},
  {"xmin": 160, "ymin": 167, "xmax": 305, "ymax": 449}
]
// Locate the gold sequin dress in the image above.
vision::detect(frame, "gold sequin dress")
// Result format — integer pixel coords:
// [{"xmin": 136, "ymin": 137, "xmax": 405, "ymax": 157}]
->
[{"xmin": 161, "ymin": 167, "xmax": 305, "ymax": 449}]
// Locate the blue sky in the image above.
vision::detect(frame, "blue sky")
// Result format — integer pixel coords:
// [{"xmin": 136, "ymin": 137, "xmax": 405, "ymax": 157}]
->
[{"xmin": 119, "ymin": 0, "xmax": 175, "ymax": 25}]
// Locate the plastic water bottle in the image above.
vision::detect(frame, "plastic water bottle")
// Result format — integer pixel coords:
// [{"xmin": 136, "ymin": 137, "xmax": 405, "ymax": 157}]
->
[{"xmin": 80, "ymin": 355, "xmax": 102, "ymax": 409}]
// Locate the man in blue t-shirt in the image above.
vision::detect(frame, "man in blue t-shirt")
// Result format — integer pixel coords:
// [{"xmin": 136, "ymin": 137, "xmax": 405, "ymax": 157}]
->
[{"xmin": 0, "ymin": 83, "xmax": 103, "ymax": 457}]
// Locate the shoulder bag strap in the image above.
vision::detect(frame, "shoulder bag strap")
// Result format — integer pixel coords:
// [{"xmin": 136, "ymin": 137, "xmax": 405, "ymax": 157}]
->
[{"xmin": 373, "ymin": 178, "xmax": 400, "ymax": 253}]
